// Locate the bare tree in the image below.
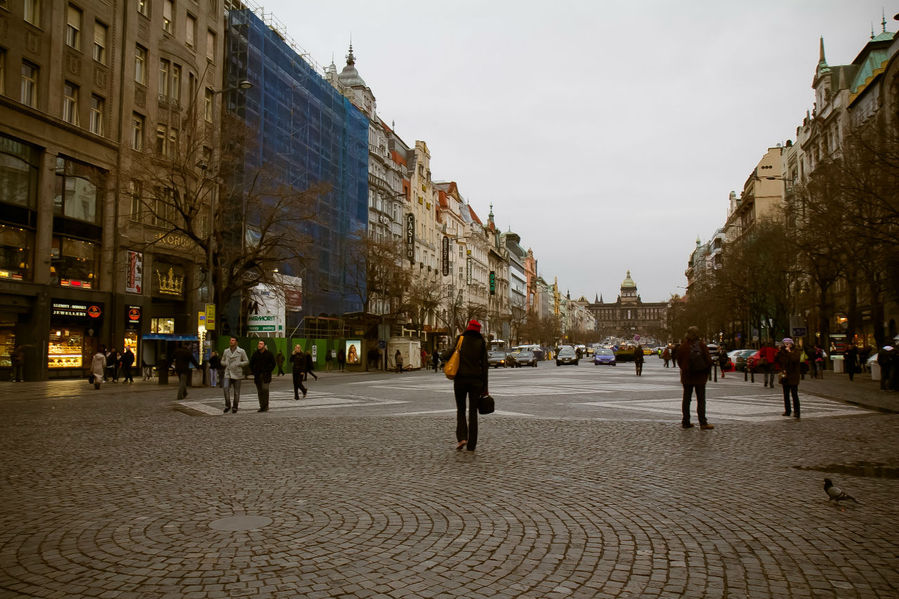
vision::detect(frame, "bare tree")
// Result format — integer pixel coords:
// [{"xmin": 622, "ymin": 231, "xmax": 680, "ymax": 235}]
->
[
  {"xmin": 344, "ymin": 234, "xmax": 410, "ymax": 317},
  {"xmin": 123, "ymin": 95, "xmax": 328, "ymax": 334}
]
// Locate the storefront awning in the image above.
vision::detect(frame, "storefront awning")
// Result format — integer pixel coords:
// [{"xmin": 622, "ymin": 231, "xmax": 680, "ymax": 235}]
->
[{"xmin": 142, "ymin": 334, "xmax": 199, "ymax": 341}]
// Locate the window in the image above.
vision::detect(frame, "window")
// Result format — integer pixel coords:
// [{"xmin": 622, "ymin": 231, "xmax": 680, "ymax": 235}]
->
[
  {"xmin": 21, "ymin": 61, "xmax": 38, "ymax": 107},
  {"xmin": 135, "ymin": 45, "xmax": 147, "ymax": 84},
  {"xmin": 63, "ymin": 81, "xmax": 79, "ymax": 125},
  {"xmin": 24, "ymin": 0, "xmax": 40, "ymax": 25},
  {"xmin": 88, "ymin": 95, "xmax": 104, "ymax": 135},
  {"xmin": 171, "ymin": 64, "xmax": 181, "ymax": 101},
  {"xmin": 51, "ymin": 236, "xmax": 99, "ymax": 288},
  {"xmin": 131, "ymin": 113, "xmax": 144, "ymax": 150},
  {"xmin": 129, "ymin": 180, "xmax": 142, "ymax": 222},
  {"xmin": 185, "ymin": 14, "xmax": 196, "ymax": 47},
  {"xmin": 53, "ymin": 156, "xmax": 104, "ymax": 225},
  {"xmin": 162, "ymin": 0, "xmax": 173, "ymax": 34},
  {"xmin": 65, "ymin": 4, "xmax": 82, "ymax": 50},
  {"xmin": 158, "ymin": 59, "xmax": 169, "ymax": 97},
  {"xmin": 206, "ymin": 29, "xmax": 215, "ymax": 62},
  {"xmin": 204, "ymin": 87, "xmax": 213, "ymax": 121},
  {"xmin": 0, "ymin": 135, "xmax": 40, "ymax": 210},
  {"xmin": 0, "ymin": 224, "xmax": 32, "ymax": 282},
  {"xmin": 155, "ymin": 125, "xmax": 177, "ymax": 157},
  {"xmin": 93, "ymin": 21, "xmax": 107, "ymax": 63},
  {"xmin": 137, "ymin": 0, "xmax": 148, "ymax": 17}
]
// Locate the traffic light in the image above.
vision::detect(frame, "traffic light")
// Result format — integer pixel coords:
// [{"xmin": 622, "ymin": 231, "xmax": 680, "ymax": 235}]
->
[{"xmin": 489, "ymin": 271, "xmax": 496, "ymax": 295}]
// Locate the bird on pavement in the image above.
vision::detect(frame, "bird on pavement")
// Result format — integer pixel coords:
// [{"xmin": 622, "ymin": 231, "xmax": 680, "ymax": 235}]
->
[{"xmin": 824, "ymin": 478, "xmax": 860, "ymax": 508}]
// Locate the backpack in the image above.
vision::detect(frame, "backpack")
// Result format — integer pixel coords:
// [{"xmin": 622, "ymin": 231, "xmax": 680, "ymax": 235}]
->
[{"xmin": 688, "ymin": 342, "xmax": 709, "ymax": 373}]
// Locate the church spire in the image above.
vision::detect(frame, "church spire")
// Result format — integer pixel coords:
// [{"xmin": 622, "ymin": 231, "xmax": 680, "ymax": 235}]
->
[
  {"xmin": 346, "ymin": 42, "xmax": 356, "ymax": 66},
  {"xmin": 818, "ymin": 36, "xmax": 827, "ymax": 66}
]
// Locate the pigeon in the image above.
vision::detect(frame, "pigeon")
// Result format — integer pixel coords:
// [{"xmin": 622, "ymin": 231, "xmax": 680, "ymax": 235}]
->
[{"xmin": 824, "ymin": 478, "xmax": 860, "ymax": 506}]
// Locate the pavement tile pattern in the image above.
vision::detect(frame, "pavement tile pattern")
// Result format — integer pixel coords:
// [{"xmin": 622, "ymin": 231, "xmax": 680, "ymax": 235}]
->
[{"xmin": 0, "ymin": 367, "xmax": 897, "ymax": 598}]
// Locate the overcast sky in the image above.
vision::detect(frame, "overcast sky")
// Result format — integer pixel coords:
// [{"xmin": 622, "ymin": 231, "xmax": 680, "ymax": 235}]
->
[{"xmin": 259, "ymin": 0, "xmax": 894, "ymax": 303}]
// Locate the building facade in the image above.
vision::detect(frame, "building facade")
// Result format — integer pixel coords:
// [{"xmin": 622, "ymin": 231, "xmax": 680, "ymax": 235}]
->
[
  {"xmin": 589, "ymin": 272, "xmax": 668, "ymax": 341},
  {"xmin": 0, "ymin": 0, "xmax": 223, "ymax": 379}
]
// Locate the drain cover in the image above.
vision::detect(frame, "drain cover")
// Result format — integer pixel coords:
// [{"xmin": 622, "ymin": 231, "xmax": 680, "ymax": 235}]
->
[{"xmin": 209, "ymin": 515, "xmax": 273, "ymax": 531}]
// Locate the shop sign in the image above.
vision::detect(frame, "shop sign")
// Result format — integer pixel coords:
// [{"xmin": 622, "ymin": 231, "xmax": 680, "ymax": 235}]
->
[
  {"xmin": 205, "ymin": 303, "xmax": 216, "ymax": 330},
  {"xmin": 405, "ymin": 213, "xmax": 415, "ymax": 263},
  {"xmin": 442, "ymin": 236, "xmax": 450, "ymax": 276},
  {"xmin": 153, "ymin": 263, "xmax": 185, "ymax": 298},
  {"xmin": 52, "ymin": 301, "xmax": 103, "ymax": 321},
  {"xmin": 60, "ymin": 278, "xmax": 93, "ymax": 289},
  {"xmin": 127, "ymin": 305, "xmax": 142, "ymax": 325},
  {"xmin": 126, "ymin": 250, "xmax": 143, "ymax": 294}
]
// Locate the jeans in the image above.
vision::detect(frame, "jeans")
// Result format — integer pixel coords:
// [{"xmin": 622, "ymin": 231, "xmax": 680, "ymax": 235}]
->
[
  {"xmin": 177, "ymin": 372, "xmax": 189, "ymax": 399},
  {"xmin": 223, "ymin": 378, "xmax": 241, "ymax": 409},
  {"xmin": 209, "ymin": 368, "xmax": 218, "ymax": 388},
  {"xmin": 682, "ymin": 383, "xmax": 708, "ymax": 426},
  {"xmin": 454, "ymin": 379, "xmax": 483, "ymax": 450}
]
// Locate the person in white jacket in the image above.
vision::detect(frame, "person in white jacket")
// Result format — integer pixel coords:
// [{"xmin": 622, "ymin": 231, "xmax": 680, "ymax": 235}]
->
[
  {"xmin": 91, "ymin": 347, "xmax": 107, "ymax": 390},
  {"xmin": 221, "ymin": 337, "xmax": 249, "ymax": 413}
]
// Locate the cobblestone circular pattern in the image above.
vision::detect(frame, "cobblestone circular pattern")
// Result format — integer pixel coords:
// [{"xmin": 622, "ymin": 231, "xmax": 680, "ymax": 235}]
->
[{"xmin": 1, "ymin": 410, "xmax": 897, "ymax": 598}]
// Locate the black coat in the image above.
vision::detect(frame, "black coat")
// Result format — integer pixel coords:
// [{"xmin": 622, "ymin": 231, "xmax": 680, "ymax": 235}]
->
[
  {"xmin": 450, "ymin": 330, "xmax": 488, "ymax": 385},
  {"xmin": 173, "ymin": 346, "xmax": 198, "ymax": 374},
  {"xmin": 250, "ymin": 349, "xmax": 276, "ymax": 383}
]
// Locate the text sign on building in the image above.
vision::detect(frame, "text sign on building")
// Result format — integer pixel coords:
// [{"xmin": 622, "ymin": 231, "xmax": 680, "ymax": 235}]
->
[
  {"xmin": 405, "ymin": 213, "xmax": 415, "ymax": 263},
  {"xmin": 52, "ymin": 301, "xmax": 103, "ymax": 321},
  {"xmin": 246, "ymin": 283, "xmax": 285, "ymax": 334},
  {"xmin": 205, "ymin": 303, "xmax": 216, "ymax": 330},
  {"xmin": 442, "ymin": 236, "xmax": 450, "ymax": 276},
  {"xmin": 126, "ymin": 305, "xmax": 142, "ymax": 326}
]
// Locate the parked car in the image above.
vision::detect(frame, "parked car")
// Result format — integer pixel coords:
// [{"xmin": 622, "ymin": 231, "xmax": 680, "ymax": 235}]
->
[
  {"xmin": 729, "ymin": 349, "xmax": 757, "ymax": 371},
  {"xmin": 510, "ymin": 350, "xmax": 538, "ymax": 367},
  {"xmin": 556, "ymin": 346, "xmax": 579, "ymax": 366},
  {"xmin": 488, "ymin": 350, "xmax": 508, "ymax": 368},
  {"xmin": 593, "ymin": 348, "xmax": 616, "ymax": 366}
]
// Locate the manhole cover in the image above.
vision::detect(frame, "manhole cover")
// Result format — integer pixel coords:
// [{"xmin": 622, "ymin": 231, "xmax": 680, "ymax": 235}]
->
[{"xmin": 209, "ymin": 515, "xmax": 273, "ymax": 531}]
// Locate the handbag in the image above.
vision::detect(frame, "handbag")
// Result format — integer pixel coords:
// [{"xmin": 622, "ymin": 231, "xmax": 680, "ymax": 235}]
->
[
  {"xmin": 444, "ymin": 335, "xmax": 464, "ymax": 380},
  {"xmin": 478, "ymin": 394, "xmax": 495, "ymax": 415}
]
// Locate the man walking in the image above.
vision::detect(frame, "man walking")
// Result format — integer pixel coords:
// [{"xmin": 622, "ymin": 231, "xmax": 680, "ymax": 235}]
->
[
  {"xmin": 121, "ymin": 347, "xmax": 135, "ymax": 384},
  {"xmin": 633, "ymin": 343, "xmax": 644, "ymax": 376},
  {"xmin": 250, "ymin": 340, "xmax": 276, "ymax": 412},
  {"xmin": 173, "ymin": 343, "xmax": 199, "ymax": 400},
  {"xmin": 221, "ymin": 337, "xmax": 249, "ymax": 413},
  {"xmin": 676, "ymin": 326, "xmax": 714, "ymax": 430}
]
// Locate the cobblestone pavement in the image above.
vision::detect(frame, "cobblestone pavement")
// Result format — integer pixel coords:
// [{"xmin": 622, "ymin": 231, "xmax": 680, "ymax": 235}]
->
[{"xmin": 1, "ymin": 362, "xmax": 897, "ymax": 598}]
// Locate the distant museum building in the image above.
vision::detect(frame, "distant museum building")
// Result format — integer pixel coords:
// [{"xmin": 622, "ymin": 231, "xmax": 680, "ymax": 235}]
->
[{"xmin": 588, "ymin": 272, "xmax": 669, "ymax": 341}]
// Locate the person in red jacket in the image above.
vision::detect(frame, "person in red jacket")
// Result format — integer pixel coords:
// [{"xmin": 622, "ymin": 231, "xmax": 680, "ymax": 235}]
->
[
  {"xmin": 759, "ymin": 341, "xmax": 778, "ymax": 388},
  {"xmin": 675, "ymin": 326, "xmax": 714, "ymax": 430}
]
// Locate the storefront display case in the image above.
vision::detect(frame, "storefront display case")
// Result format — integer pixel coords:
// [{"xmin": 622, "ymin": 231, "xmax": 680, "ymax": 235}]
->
[{"xmin": 48, "ymin": 330, "xmax": 84, "ymax": 369}]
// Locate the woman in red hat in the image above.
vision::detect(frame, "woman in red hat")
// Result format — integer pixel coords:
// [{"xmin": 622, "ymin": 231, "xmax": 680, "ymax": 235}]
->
[{"xmin": 445, "ymin": 319, "xmax": 489, "ymax": 451}]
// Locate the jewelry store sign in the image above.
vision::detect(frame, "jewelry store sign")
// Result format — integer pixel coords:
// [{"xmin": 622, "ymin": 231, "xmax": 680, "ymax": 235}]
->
[{"xmin": 52, "ymin": 301, "xmax": 103, "ymax": 321}]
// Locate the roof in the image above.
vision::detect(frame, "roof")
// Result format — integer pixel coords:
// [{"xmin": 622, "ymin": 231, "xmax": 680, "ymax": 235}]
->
[{"xmin": 468, "ymin": 205, "xmax": 483, "ymax": 225}]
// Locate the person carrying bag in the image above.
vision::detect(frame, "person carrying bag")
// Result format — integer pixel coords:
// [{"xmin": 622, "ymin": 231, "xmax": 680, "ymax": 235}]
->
[{"xmin": 442, "ymin": 320, "xmax": 490, "ymax": 452}]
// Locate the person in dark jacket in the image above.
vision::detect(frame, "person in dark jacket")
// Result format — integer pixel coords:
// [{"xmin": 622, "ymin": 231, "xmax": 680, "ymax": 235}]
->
[
  {"xmin": 844, "ymin": 343, "xmax": 858, "ymax": 382},
  {"xmin": 173, "ymin": 343, "xmax": 199, "ymax": 400},
  {"xmin": 207, "ymin": 350, "xmax": 222, "ymax": 387},
  {"xmin": 290, "ymin": 344, "xmax": 307, "ymax": 399},
  {"xmin": 675, "ymin": 326, "xmax": 714, "ymax": 430},
  {"xmin": 120, "ymin": 347, "xmax": 135, "ymax": 384},
  {"xmin": 633, "ymin": 343, "xmax": 644, "ymax": 376},
  {"xmin": 444, "ymin": 320, "xmax": 489, "ymax": 451},
  {"xmin": 305, "ymin": 349, "xmax": 318, "ymax": 381},
  {"xmin": 249, "ymin": 340, "xmax": 276, "ymax": 412},
  {"xmin": 777, "ymin": 337, "xmax": 802, "ymax": 418}
]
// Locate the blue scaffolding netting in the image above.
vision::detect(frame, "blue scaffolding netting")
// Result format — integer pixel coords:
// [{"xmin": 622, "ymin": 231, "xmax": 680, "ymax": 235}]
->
[{"xmin": 226, "ymin": 9, "xmax": 368, "ymax": 319}]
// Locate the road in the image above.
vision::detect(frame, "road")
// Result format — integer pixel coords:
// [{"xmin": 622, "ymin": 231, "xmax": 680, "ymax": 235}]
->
[{"xmin": 1, "ymin": 358, "xmax": 897, "ymax": 598}]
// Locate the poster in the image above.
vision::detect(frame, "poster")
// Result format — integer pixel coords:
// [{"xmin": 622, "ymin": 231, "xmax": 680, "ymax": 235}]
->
[
  {"xmin": 126, "ymin": 250, "xmax": 143, "ymax": 293},
  {"xmin": 346, "ymin": 340, "xmax": 361, "ymax": 364}
]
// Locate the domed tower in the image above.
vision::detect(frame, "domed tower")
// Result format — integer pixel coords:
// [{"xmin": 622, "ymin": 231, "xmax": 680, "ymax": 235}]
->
[
  {"xmin": 620, "ymin": 270, "xmax": 639, "ymax": 304},
  {"xmin": 336, "ymin": 43, "xmax": 375, "ymax": 118}
]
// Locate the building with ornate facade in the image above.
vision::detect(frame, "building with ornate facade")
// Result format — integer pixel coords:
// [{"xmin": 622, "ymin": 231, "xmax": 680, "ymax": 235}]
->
[{"xmin": 589, "ymin": 272, "xmax": 669, "ymax": 341}]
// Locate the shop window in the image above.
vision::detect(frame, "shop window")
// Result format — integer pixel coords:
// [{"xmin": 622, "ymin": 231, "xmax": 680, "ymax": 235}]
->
[
  {"xmin": 0, "ymin": 327, "xmax": 15, "ymax": 368},
  {"xmin": 0, "ymin": 224, "xmax": 32, "ymax": 281},
  {"xmin": 51, "ymin": 236, "xmax": 99, "ymax": 289},
  {"xmin": 151, "ymin": 317, "xmax": 175, "ymax": 334},
  {"xmin": 53, "ymin": 156, "xmax": 104, "ymax": 224},
  {"xmin": 48, "ymin": 329, "xmax": 84, "ymax": 369}
]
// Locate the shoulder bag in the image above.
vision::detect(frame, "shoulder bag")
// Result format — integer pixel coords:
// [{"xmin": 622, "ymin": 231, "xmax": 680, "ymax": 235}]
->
[
  {"xmin": 444, "ymin": 335, "xmax": 464, "ymax": 380},
  {"xmin": 478, "ymin": 394, "xmax": 495, "ymax": 415}
]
